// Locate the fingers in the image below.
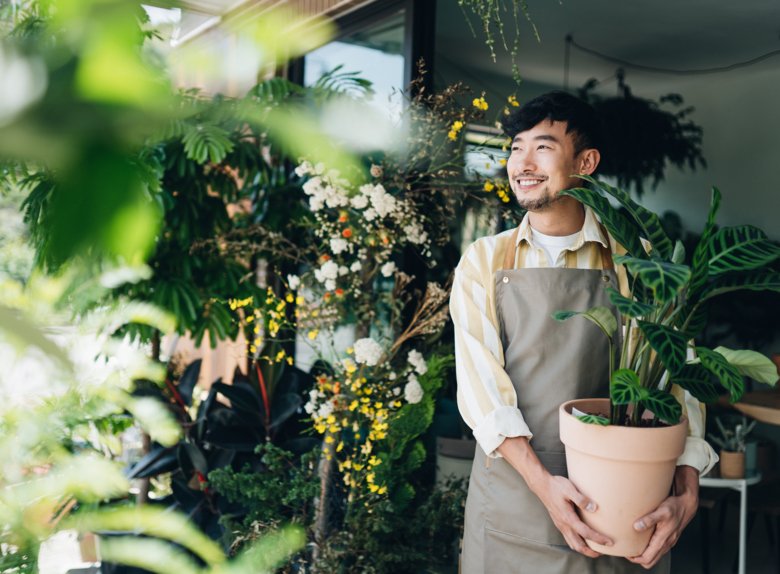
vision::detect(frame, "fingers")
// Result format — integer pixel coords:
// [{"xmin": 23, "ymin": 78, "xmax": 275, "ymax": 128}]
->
[
  {"xmin": 634, "ymin": 505, "xmax": 672, "ymax": 532},
  {"xmin": 564, "ymin": 480, "xmax": 597, "ymax": 513}
]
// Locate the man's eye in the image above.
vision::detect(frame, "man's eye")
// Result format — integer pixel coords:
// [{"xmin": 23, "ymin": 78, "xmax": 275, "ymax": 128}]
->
[{"xmin": 538, "ymin": 144, "xmax": 550, "ymax": 150}]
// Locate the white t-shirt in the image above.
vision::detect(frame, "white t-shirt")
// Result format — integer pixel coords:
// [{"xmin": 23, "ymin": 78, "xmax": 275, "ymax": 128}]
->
[{"xmin": 530, "ymin": 228, "xmax": 580, "ymax": 266}]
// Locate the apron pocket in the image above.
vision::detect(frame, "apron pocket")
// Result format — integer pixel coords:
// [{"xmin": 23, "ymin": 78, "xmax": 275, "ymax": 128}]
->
[{"xmin": 483, "ymin": 527, "xmax": 574, "ymax": 573}]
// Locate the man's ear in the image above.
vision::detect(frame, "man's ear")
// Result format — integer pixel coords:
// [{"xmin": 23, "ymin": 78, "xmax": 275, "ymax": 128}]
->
[{"xmin": 578, "ymin": 149, "xmax": 601, "ymax": 175}]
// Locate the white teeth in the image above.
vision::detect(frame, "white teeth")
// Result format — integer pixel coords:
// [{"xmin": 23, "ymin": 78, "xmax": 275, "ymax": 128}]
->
[{"xmin": 519, "ymin": 179, "xmax": 543, "ymax": 186}]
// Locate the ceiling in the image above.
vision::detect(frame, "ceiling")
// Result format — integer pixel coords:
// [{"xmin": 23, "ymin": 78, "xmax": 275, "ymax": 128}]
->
[{"xmin": 436, "ymin": 0, "xmax": 780, "ymax": 94}]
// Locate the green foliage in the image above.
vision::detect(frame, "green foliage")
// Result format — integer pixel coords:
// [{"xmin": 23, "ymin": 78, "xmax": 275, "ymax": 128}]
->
[
  {"xmin": 208, "ymin": 444, "xmax": 320, "ymax": 529},
  {"xmin": 553, "ymin": 178, "xmax": 778, "ymax": 426},
  {"xmin": 576, "ymin": 414, "xmax": 609, "ymax": 426}
]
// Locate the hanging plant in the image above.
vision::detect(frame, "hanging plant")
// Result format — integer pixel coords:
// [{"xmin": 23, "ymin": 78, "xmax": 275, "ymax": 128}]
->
[
  {"xmin": 578, "ymin": 71, "xmax": 706, "ymax": 197},
  {"xmin": 457, "ymin": 0, "xmax": 538, "ymax": 84}
]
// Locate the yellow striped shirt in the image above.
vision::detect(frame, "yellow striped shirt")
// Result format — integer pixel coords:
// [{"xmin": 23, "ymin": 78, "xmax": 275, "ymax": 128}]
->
[{"xmin": 450, "ymin": 206, "xmax": 716, "ymax": 474}]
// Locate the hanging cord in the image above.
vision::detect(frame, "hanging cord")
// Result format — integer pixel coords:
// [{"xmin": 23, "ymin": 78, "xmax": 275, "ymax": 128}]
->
[
  {"xmin": 567, "ymin": 34, "xmax": 780, "ymax": 76},
  {"xmin": 564, "ymin": 34, "xmax": 572, "ymax": 90}
]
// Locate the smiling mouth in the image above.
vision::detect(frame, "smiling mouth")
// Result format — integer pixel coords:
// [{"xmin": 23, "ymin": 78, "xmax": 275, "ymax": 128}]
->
[{"xmin": 515, "ymin": 177, "xmax": 546, "ymax": 190}]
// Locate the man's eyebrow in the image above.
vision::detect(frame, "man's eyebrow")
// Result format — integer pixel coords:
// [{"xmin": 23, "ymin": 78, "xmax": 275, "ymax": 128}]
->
[{"xmin": 512, "ymin": 134, "xmax": 560, "ymax": 144}]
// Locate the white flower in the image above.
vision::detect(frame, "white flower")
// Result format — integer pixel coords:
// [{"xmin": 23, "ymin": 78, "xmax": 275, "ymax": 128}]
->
[
  {"xmin": 325, "ymin": 279, "xmax": 336, "ymax": 291},
  {"xmin": 338, "ymin": 265, "xmax": 349, "ymax": 276},
  {"xmin": 287, "ymin": 274, "xmax": 301, "ymax": 290},
  {"xmin": 370, "ymin": 164, "xmax": 383, "ymax": 178},
  {"xmin": 359, "ymin": 183, "xmax": 397, "ymax": 218},
  {"xmin": 330, "ymin": 237, "xmax": 348, "ymax": 255},
  {"xmin": 309, "ymin": 195, "xmax": 324, "ymax": 212},
  {"xmin": 404, "ymin": 374, "xmax": 424, "ymax": 404},
  {"xmin": 350, "ymin": 194, "xmax": 369, "ymax": 209},
  {"xmin": 353, "ymin": 337, "xmax": 383, "ymax": 366},
  {"xmin": 350, "ymin": 261, "xmax": 362, "ymax": 272},
  {"xmin": 314, "ymin": 260, "xmax": 339, "ymax": 283},
  {"xmin": 363, "ymin": 207, "xmax": 377, "ymax": 221},
  {"xmin": 403, "ymin": 221, "xmax": 429, "ymax": 245},
  {"xmin": 407, "ymin": 349, "xmax": 428, "ymax": 375},
  {"xmin": 392, "ymin": 386, "xmax": 401, "ymax": 396},
  {"xmin": 294, "ymin": 161, "xmax": 313, "ymax": 177},
  {"xmin": 317, "ymin": 401, "xmax": 334, "ymax": 419},
  {"xmin": 314, "ymin": 162, "xmax": 325, "ymax": 175},
  {"xmin": 302, "ymin": 176, "xmax": 323, "ymax": 196},
  {"xmin": 380, "ymin": 262, "xmax": 396, "ymax": 277}
]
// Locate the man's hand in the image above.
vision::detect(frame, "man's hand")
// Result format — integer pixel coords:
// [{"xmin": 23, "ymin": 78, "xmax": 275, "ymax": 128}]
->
[
  {"xmin": 497, "ymin": 436, "xmax": 612, "ymax": 558},
  {"xmin": 627, "ymin": 465, "xmax": 699, "ymax": 569},
  {"xmin": 533, "ymin": 473, "xmax": 613, "ymax": 558}
]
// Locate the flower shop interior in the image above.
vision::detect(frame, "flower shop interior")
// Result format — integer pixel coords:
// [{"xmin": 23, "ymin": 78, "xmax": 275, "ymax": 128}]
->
[{"xmin": 1, "ymin": 1, "xmax": 779, "ymax": 573}]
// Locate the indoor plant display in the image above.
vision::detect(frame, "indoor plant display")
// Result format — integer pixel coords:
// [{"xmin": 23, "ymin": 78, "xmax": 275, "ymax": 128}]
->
[
  {"xmin": 554, "ymin": 176, "xmax": 780, "ymax": 556},
  {"xmin": 707, "ymin": 415, "xmax": 756, "ymax": 478}
]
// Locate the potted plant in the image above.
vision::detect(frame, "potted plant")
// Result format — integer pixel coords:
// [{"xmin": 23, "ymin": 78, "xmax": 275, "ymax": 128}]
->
[
  {"xmin": 553, "ymin": 176, "xmax": 780, "ymax": 556},
  {"xmin": 708, "ymin": 415, "xmax": 756, "ymax": 478}
]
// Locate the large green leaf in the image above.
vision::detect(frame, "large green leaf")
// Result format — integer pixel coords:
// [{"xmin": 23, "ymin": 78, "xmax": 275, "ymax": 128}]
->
[
  {"xmin": 700, "ymin": 271, "xmax": 780, "ymax": 302},
  {"xmin": 671, "ymin": 364, "xmax": 721, "ymax": 403},
  {"xmin": 579, "ymin": 175, "xmax": 673, "ymax": 259},
  {"xmin": 688, "ymin": 187, "xmax": 721, "ymax": 297},
  {"xmin": 637, "ymin": 321, "xmax": 688, "ymax": 375},
  {"xmin": 606, "ymin": 287, "xmax": 654, "ymax": 318},
  {"xmin": 552, "ymin": 305, "xmax": 617, "ymax": 338},
  {"xmin": 559, "ymin": 187, "xmax": 646, "ymax": 259},
  {"xmin": 610, "ymin": 369, "xmax": 643, "ymax": 405},
  {"xmin": 707, "ymin": 225, "xmax": 780, "ymax": 275},
  {"xmin": 642, "ymin": 388, "xmax": 682, "ymax": 425},
  {"xmin": 697, "ymin": 347, "xmax": 744, "ymax": 402},
  {"xmin": 713, "ymin": 347, "xmax": 779, "ymax": 385},
  {"xmin": 614, "ymin": 255, "xmax": 691, "ymax": 303}
]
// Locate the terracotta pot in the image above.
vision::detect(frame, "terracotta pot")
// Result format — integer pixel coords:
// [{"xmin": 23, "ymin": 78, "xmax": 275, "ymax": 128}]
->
[
  {"xmin": 559, "ymin": 398, "xmax": 687, "ymax": 557},
  {"xmin": 719, "ymin": 450, "xmax": 745, "ymax": 478}
]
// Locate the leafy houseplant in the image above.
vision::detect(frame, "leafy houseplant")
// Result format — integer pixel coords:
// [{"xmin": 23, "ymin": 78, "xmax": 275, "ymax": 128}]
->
[
  {"xmin": 553, "ymin": 176, "xmax": 780, "ymax": 556},
  {"xmin": 708, "ymin": 415, "xmax": 756, "ymax": 478}
]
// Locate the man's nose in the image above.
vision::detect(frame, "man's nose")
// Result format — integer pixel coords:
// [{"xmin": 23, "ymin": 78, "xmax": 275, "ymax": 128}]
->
[{"xmin": 511, "ymin": 150, "xmax": 536, "ymax": 173}]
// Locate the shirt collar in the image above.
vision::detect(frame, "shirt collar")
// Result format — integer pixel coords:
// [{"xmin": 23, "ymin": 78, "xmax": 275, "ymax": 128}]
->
[{"xmin": 516, "ymin": 205, "xmax": 609, "ymax": 249}]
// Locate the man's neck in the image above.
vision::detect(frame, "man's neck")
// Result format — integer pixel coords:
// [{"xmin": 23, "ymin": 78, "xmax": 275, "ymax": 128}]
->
[{"xmin": 527, "ymin": 198, "xmax": 585, "ymax": 236}]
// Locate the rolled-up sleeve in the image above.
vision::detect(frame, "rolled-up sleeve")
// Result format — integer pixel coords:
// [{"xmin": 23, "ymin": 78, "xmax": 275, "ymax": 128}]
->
[
  {"xmin": 672, "ymin": 385, "xmax": 719, "ymax": 475},
  {"xmin": 450, "ymin": 238, "xmax": 531, "ymax": 458}
]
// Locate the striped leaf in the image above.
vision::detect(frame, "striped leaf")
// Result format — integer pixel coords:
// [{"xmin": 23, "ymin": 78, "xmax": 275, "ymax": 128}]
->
[
  {"xmin": 688, "ymin": 187, "xmax": 721, "ymax": 297},
  {"xmin": 579, "ymin": 175, "xmax": 673, "ymax": 259},
  {"xmin": 638, "ymin": 321, "xmax": 688, "ymax": 375},
  {"xmin": 713, "ymin": 347, "xmax": 779, "ymax": 385},
  {"xmin": 671, "ymin": 364, "xmax": 721, "ymax": 403},
  {"xmin": 642, "ymin": 388, "xmax": 682, "ymax": 425},
  {"xmin": 552, "ymin": 306, "xmax": 618, "ymax": 338},
  {"xmin": 707, "ymin": 225, "xmax": 780, "ymax": 275},
  {"xmin": 614, "ymin": 256, "xmax": 691, "ymax": 303},
  {"xmin": 576, "ymin": 414, "xmax": 610, "ymax": 426},
  {"xmin": 697, "ymin": 347, "xmax": 744, "ymax": 403},
  {"xmin": 606, "ymin": 287, "xmax": 654, "ymax": 318},
  {"xmin": 671, "ymin": 239, "xmax": 686, "ymax": 265},
  {"xmin": 560, "ymin": 187, "xmax": 646, "ymax": 259},
  {"xmin": 610, "ymin": 369, "xmax": 643, "ymax": 405},
  {"xmin": 700, "ymin": 271, "xmax": 780, "ymax": 302}
]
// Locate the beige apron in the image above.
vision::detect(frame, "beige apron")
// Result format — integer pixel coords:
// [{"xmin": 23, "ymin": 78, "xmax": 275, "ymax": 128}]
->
[{"xmin": 461, "ymin": 227, "xmax": 670, "ymax": 574}]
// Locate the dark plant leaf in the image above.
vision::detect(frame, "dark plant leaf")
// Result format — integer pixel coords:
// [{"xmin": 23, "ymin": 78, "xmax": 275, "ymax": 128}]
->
[
  {"xmin": 708, "ymin": 225, "xmax": 780, "ymax": 276},
  {"xmin": 576, "ymin": 414, "xmax": 610, "ymax": 425},
  {"xmin": 614, "ymin": 255, "xmax": 691, "ymax": 303},
  {"xmin": 696, "ymin": 347, "xmax": 744, "ymax": 403},
  {"xmin": 579, "ymin": 175, "xmax": 673, "ymax": 259},
  {"xmin": 637, "ymin": 321, "xmax": 688, "ymax": 375},
  {"xmin": 177, "ymin": 359, "xmax": 201, "ymax": 407},
  {"xmin": 268, "ymin": 393, "xmax": 302, "ymax": 431},
  {"xmin": 126, "ymin": 446, "xmax": 177, "ymax": 479},
  {"xmin": 671, "ymin": 364, "xmax": 722, "ymax": 403},
  {"xmin": 700, "ymin": 271, "xmax": 780, "ymax": 302},
  {"xmin": 642, "ymin": 388, "xmax": 682, "ymax": 425},
  {"xmin": 688, "ymin": 187, "xmax": 721, "ymax": 297},
  {"xmin": 606, "ymin": 287, "xmax": 654, "ymax": 318},
  {"xmin": 610, "ymin": 369, "xmax": 643, "ymax": 405},
  {"xmin": 560, "ymin": 187, "xmax": 646, "ymax": 259}
]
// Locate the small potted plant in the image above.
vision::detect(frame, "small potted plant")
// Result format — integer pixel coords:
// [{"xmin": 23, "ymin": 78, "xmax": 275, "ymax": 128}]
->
[
  {"xmin": 554, "ymin": 176, "xmax": 779, "ymax": 556},
  {"xmin": 708, "ymin": 415, "xmax": 756, "ymax": 478}
]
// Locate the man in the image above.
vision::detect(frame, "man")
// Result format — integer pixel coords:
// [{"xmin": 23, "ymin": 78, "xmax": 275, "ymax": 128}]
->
[{"xmin": 450, "ymin": 91, "xmax": 716, "ymax": 573}]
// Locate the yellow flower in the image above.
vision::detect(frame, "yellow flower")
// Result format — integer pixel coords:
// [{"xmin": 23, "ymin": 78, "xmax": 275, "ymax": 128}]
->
[
  {"xmin": 285, "ymin": 293, "xmax": 294, "ymax": 303},
  {"xmin": 275, "ymin": 349, "xmax": 286, "ymax": 362},
  {"xmin": 343, "ymin": 359, "xmax": 357, "ymax": 374},
  {"xmin": 483, "ymin": 180, "xmax": 495, "ymax": 192},
  {"xmin": 507, "ymin": 94, "xmax": 520, "ymax": 107},
  {"xmin": 366, "ymin": 472, "xmax": 375, "ymax": 484},
  {"xmin": 324, "ymin": 435, "xmax": 335, "ymax": 444},
  {"xmin": 286, "ymin": 356, "xmax": 293, "ymax": 365},
  {"xmin": 346, "ymin": 347, "xmax": 354, "ymax": 355},
  {"xmin": 377, "ymin": 485, "xmax": 387, "ymax": 495},
  {"xmin": 452, "ymin": 120, "xmax": 464, "ymax": 130},
  {"xmin": 472, "ymin": 96, "xmax": 489, "ymax": 111},
  {"xmin": 337, "ymin": 441, "xmax": 344, "ymax": 452},
  {"xmin": 368, "ymin": 455, "xmax": 381, "ymax": 466},
  {"xmin": 447, "ymin": 130, "xmax": 458, "ymax": 141},
  {"xmin": 499, "ymin": 158, "xmax": 507, "ymax": 167},
  {"xmin": 308, "ymin": 329, "xmax": 319, "ymax": 340},
  {"xmin": 369, "ymin": 483, "xmax": 379, "ymax": 493},
  {"xmin": 349, "ymin": 400, "xmax": 359, "ymax": 411},
  {"xmin": 296, "ymin": 296, "xmax": 304, "ymax": 305}
]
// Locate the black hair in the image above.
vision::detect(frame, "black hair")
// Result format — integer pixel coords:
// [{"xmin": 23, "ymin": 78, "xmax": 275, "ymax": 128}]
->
[{"xmin": 500, "ymin": 91, "xmax": 604, "ymax": 156}]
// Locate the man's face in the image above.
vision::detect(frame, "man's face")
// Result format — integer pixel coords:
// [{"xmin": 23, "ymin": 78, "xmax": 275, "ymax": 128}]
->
[{"xmin": 506, "ymin": 120, "xmax": 583, "ymax": 212}]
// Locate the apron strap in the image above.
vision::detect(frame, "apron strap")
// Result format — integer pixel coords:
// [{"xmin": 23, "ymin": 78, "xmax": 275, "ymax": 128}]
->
[
  {"xmin": 598, "ymin": 223, "xmax": 615, "ymax": 271},
  {"xmin": 502, "ymin": 227, "xmax": 521, "ymax": 270}
]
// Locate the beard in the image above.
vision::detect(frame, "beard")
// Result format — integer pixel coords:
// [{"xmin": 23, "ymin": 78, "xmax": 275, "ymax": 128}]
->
[{"xmin": 515, "ymin": 188, "xmax": 562, "ymax": 212}]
